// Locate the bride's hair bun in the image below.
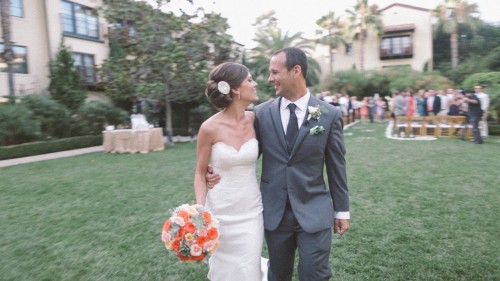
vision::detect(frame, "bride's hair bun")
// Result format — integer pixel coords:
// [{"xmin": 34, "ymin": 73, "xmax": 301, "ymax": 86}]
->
[{"xmin": 205, "ymin": 62, "xmax": 249, "ymax": 110}]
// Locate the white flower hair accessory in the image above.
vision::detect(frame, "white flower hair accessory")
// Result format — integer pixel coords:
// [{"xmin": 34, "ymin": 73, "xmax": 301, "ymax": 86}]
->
[{"xmin": 217, "ymin": 81, "xmax": 231, "ymax": 95}]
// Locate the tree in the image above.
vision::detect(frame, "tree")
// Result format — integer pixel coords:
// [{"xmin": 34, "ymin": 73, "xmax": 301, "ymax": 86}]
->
[
  {"xmin": 246, "ymin": 11, "xmax": 321, "ymax": 90},
  {"xmin": 0, "ymin": 0, "xmax": 15, "ymax": 98},
  {"xmin": 462, "ymin": 71, "xmax": 500, "ymax": 123},
  {"xmin": 48, "ymin": 40, "xmax": 87, "ymax": 112},
  {"xmin": 100, "ymin": 40, "xmax": 135, "ymax": 110},
  {"xmin": 345, "ymin": 0, "xmax": 383, "ymax": 72},
  {"xmin": 101, "ymin": 0, "xmax": 239, "ymax": 137},
  {"xmin": 433, "ymin": 0, "xmax": 480, "ymax": 68},
  {"xmin": 434, "ymin": 20, "xmax": 500, "ymax": 83},
  {"xmin": 315, "ymin": 11, "xmax": 346, "ymax": 74}
]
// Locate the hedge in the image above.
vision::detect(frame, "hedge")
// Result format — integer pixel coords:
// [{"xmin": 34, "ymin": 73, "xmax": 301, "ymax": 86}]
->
[{"xmin": 0, "ymin": 135, "xmax": 102, "ymax": 160}]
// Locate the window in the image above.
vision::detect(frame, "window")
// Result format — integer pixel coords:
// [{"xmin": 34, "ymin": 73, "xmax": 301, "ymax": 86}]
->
[
  {"xmin": 61, "ymin": 1, "xmax": 99, "ymax": 39},
  {"xmin": 345, "ymin": 43, "xmax": 353, "ymax": 56},
  {"xmin": 72, "ymin": 52, "xmax": 95, "ymax": 85},
  {"xmin": 0, "ymin": 44, "xmax": 28, "ymax": 74},
  {"xmin": 0, "ymin": 0, "xmax": 23, "ymax": 17},
  {"xmin": 114, "ymin": 19, "xmax": 137, "ymax": 37},
  {"xmin": 380, "ymin": 35, "xmax": 412, "ymax": 59}
]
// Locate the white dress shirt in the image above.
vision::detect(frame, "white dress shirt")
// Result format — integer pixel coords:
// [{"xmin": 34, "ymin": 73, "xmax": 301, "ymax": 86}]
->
[
  {"xmin": 279, "ymin": 91, "xmax": 350, "ymax": 220},
  {"xmin": 280, "ymin": 92, "xmax": 310, "ymax": 134}
]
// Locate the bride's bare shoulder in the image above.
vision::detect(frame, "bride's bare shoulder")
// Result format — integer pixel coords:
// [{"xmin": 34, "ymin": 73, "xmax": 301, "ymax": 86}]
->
[{"xmin": 199, "ymin": 112, "xmax": 223, "ymax": 135}]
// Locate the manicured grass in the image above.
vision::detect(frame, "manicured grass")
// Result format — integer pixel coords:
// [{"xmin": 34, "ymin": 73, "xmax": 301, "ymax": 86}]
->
[{"xmin": 1, "ymin": 122, "xmax": 499, "ymax": 280}]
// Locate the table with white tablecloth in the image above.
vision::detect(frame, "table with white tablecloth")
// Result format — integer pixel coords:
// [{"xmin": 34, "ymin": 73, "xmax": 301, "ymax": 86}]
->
[{"xmin": 102, "ymin": 128, "xmax": 164, "ymax": 154}]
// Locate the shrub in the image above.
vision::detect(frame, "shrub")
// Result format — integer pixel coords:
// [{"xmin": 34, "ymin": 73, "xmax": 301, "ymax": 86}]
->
[
  {"xmin": 22, "ymin": 94, "xmax": 71, "ymax": 139},
  {"xmin": 0, "ymin": 104, "xmax": 41, "ymax": 146},
  {"xmin": 0, "ymin": 135, "xmax": 102, "ymax": 160},
  {"xmin": 71, "ymin": 101, "xmax": 129, "ymax": 136},
  {"xmin": 461, "ymin": 72, "xmax": 500, "ymax": 90},
  {"xmin": 323, "ymin": 68, "xmax": 454, "ymax": 97}
]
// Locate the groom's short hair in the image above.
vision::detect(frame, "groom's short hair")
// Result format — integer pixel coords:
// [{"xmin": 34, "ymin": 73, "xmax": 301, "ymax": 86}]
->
[{"xmin": 274, "ymin": 47, "xmax": 308, "ymax": 80}]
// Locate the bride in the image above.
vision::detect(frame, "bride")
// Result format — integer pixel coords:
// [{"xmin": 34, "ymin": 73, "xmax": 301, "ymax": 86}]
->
[{"xmin": 194, "ymin": 62, "xmax": 267, "ymax": 280}]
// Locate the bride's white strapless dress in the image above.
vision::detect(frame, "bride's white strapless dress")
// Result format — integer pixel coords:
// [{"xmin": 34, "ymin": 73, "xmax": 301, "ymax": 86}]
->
[{"xmin": 205, "ymin": 138, "xmax": 267, "ymax": 281}]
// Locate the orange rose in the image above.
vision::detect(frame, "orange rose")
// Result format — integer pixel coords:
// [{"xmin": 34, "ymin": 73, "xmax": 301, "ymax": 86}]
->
[
  {"xmin": 177, "ymin": 211, "xmax": 189, "ymax": 222},
  {"xmin": 196, "ymin": 236, "xmax": 208, "ymax": 246},
  {"xmin": 162, "ymin": 219, "xmax": 172, "ymax": 232},
  {"xmin": 184, "ymin": 222, "xmax": 196, "ymax": 233},
  {"xmin": 202, "ymin": 212, "xmax": 212, "ymax": 224},
  {"xmin": 172, "ymin": 239, "xmax": 181, "ymax": 252},
  {"xmin": 177, "ymin": 228, "xmax": 185, "ymax": 238},
  {"xmin": 207, "ymin": 228, "xmax": 219, "ymax": 240}
]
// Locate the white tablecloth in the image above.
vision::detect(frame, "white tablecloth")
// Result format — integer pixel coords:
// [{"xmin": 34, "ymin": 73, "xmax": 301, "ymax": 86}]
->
[{"xmin": 102, "ymin": 128, "xmax": 164, "ymax": 154}]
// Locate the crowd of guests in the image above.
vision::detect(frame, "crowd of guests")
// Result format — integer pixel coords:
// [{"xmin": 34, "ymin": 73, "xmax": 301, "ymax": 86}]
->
[{"xmin": 315, "ymin": 85, "xmax": 490, "ymax": 144}]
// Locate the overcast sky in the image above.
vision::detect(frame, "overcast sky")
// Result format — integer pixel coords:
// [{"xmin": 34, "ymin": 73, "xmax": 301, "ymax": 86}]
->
[{"xmin": 161, "ymin": 0, "xmax": 500, "ymax": 48}]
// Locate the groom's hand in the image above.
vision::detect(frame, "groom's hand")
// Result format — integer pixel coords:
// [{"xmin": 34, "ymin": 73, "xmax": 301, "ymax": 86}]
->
[
  {"xmin": 334, "ymin": 219, "xmax": 349, "ymax": 235},
  {"xmin": 205, "ymin": 164, "xmax": 221, "ymax": 189}
]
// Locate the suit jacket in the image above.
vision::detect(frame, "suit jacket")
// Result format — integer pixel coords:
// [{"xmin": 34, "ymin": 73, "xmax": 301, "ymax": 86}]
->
[
  {"xmin": 254, "ymin": 95, "xmax": 349, "ymax": 233},
  {"xmin": 432, "ymin": 96, "xmax": 441, "ymax": 115}
]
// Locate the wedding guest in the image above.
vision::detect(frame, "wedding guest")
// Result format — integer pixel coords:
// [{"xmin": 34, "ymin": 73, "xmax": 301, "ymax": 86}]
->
[
  {"xmin": 415, "ymin": 90, "xmax": 426, "ymax": 116},
  {"xmin": 331, "ymin": 94, "xmax": 341, "ymax": 108},
  {"xmin": 437, "ymin": 90, "xmax": 449, "ymax": 116},
  {"xmin": 367, "ymin": 96, "xmax": 376, "ymax": 123},
  {"xmin": 360, "ymin": 97, "xmax": 369, "ymax": 121},
  {"xmin": 463, "ymin": 90, "xmax": 483, "ymax": 144},
  {"xmin": 474, "ymin": 85, "xmax": 490, "ymax": 137},
  {"xmin": 394, "ymin": 91, "xmax": 408, "ymax": 136},
  {"xmin": 405, "ymin": 90, "xmax": 415, "ymax": 117},
  {"xmin": 351, "ymin": 96, "xmax": 359, "ymax": 121},
  {"xmin": 424, "ymin": 89, "xmax": 441, "ymax": 116},
  {"xmin": 376, "ymin": 97, "xmax": 386, "ymax": 122}
]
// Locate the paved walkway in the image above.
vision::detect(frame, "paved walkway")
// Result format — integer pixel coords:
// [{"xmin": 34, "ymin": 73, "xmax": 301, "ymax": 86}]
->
[
  {"xmin": 0, "ymin": 135, "xmax": 196, "ymax": 168},
  {"xmin": 0, "ymin": 146, "xmax": 103, "ymax": 168}
]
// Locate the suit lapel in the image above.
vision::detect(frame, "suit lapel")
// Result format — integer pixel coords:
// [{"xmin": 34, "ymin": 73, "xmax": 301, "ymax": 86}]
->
[
  {"xmin": 269, "ymin": 97, "xmax": 288, "ymax": 152},
  {"xmin": 289, "ymin": 96, "xmax": 322, "ymax": 157}
]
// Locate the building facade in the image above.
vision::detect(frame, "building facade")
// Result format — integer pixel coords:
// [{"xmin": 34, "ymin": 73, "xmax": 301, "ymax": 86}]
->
[
  {"xmin": 0, "ymin": 0, "xmax": 109, "ymax": 96},
  {"xmin": 316, "ymin": 3, "xmax": 433, "ymax": 77}
]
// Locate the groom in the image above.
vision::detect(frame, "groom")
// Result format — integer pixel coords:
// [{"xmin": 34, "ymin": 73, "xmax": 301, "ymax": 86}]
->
[{"xmin": 210, "ymin": 47, "xmax": 349, "ymax": 280}]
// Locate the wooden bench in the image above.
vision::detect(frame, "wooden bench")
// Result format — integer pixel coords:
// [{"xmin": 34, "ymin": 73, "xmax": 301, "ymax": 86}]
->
[{"xmin": 393, "ymin": 116, "xmax": 474, "ymax": 139}]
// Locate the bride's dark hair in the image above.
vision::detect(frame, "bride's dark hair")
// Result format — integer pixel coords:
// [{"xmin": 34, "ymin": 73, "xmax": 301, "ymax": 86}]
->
[{"xmin": 205, "ymin": 62, "xmax": 249, "ymax": 110}]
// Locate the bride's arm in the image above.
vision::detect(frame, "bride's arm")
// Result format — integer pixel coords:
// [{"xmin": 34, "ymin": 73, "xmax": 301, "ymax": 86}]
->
[{"xmin": 194, "ymin": 123, "xmax": 213, "ymax": 206}]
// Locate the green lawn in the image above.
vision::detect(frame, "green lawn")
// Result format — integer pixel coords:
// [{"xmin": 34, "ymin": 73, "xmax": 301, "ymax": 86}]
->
[{"xmin": 1, "ymin": 121, "xmax": 499, "ymax": 281}]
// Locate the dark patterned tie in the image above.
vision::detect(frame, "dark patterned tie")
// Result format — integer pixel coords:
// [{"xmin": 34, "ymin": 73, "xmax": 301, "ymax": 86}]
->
[{"xmin": 286, "ymin": 103, "xmax": 298, "ymax": 153}]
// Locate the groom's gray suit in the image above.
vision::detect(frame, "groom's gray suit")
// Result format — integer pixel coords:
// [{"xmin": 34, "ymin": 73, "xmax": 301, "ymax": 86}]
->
[{"xmin": 254, "ymin": 94, "xmax": 349, "ymax": 280}]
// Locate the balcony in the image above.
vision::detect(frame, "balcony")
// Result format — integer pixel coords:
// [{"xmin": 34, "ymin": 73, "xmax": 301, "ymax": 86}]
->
[{"xmin": 380, "ymin": 36, "xmax": 413, "ymax": 60}]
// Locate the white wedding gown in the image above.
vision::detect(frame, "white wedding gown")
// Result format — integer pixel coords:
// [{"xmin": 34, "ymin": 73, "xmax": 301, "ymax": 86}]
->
[{"xmin": 205, "ymin": 138, "xmax": 268, "ymax": 281}]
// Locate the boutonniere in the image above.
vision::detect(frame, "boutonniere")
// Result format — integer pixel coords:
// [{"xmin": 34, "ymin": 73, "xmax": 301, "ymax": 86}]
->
[
  {"xmin": 307, "ymin": 105, "xmax": 323, "ymax": 122},
  {"xmin": 309, "ymin": 125, "xmax": 326, "ymax": 136},
  {"xmin": 307, "ymin": 105, "xmax": 326, "ymax": 135}
]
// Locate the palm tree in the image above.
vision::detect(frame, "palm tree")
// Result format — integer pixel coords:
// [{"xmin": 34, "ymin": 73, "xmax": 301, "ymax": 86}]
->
[
  {"xmin": 315, "ymin": 11, "xmax": 346, "ymax": 74},
  {"xmin": 247, "ymin": 11, "xmax": 321, "ymax": 87},
  {"xmin": 1, "ymin": 0, "xmax": 15, "ymax": 98},
  {"xmin": 345, "ymin": 0, "xmax": 383, "ymax": 72},
  {"xmin": 433, "ymin": 0, "xmax": 480, "ymax": 68}
]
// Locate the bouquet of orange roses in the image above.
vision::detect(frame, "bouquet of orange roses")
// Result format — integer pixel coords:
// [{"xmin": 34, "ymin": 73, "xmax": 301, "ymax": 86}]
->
[{"xmin": 161, "ymin": 204, "xmax": 220, "ymax": 262}]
